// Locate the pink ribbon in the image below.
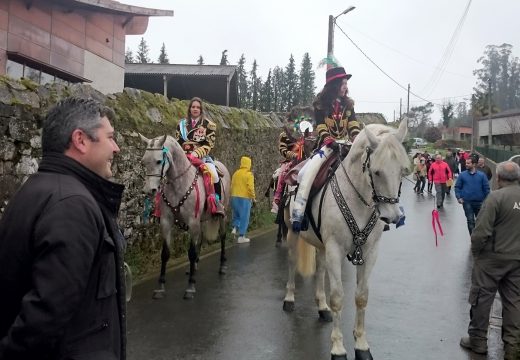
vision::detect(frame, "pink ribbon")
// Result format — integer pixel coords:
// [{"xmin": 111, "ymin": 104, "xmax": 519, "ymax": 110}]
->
[{"xmin": 431, "ymin": 209, "xmax": 444, "ymax": 247}]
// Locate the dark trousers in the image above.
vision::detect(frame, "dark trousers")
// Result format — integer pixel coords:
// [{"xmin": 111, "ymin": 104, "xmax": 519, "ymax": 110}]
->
[
  {"xmin": 414, "ymin": 176, "xmax": 426, "ymax": 192},
  {"xmin": 468, "ymin": 258, "xmax": 520, "ymax": 354},
  {"xmin": 434, "ymin": 183, "xmax": 447, "ymax": 207},
  {"xmin": 462, "ymin": 200, "xmax": 482, "ymax": 235}
]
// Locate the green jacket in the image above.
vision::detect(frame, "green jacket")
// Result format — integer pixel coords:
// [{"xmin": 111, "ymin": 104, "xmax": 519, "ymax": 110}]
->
[{"xmin": 471, "ymin": 182, "xmax": 520, "ymax": 259}]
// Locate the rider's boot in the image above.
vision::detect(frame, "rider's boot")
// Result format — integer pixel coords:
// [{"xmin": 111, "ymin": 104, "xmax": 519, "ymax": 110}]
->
[
  {"xmin": 214, "ymin": 181, "xmax": 226, "ymax": 217},
  {"xmin": 291, "ymin": 146, "xmax": 333, "ymax": 232}
]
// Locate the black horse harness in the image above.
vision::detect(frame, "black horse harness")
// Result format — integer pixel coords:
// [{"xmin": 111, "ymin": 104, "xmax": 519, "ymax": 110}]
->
[{"xmin": 306, "ymin": 146, "xmax": 402, "ymax": 265}]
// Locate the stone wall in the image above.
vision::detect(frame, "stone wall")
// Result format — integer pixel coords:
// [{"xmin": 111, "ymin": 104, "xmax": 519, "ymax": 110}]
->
[{"xmin": 0, "ymin": 76, "xmax": 283, "ymax": 276}]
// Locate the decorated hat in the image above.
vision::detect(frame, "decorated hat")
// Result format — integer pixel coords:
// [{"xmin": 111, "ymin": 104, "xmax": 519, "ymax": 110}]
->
[{"xmin": 326, "ymin": 66, "xmax": 352, "ymax": 84}]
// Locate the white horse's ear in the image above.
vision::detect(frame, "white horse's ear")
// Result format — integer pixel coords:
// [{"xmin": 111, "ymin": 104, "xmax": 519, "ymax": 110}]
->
[
  {"xmin": 139, "ymin": 133, "xmax": 150, "ymax": 144},
  {"xmin": 160, "ymin": 134, "xmax": 167, "ymax": 146},
  {"xmin": 365, "ymin": 127, "xmax": 380, "ymax": 150},
  {"xmin": 395, "ymin": 118, "xmax": 408, "ymax": 143}
]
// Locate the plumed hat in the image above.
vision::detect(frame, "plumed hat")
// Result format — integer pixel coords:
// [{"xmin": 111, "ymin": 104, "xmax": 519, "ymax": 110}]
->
[{"xmin": 325, "ymin": 66, "xmax": 352, "ymax": 85}]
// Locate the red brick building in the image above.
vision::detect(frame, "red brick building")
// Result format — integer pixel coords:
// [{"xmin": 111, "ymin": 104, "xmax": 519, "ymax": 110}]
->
[{"xmin": 0, "ymin": 0, "xmax": 172, "ymax": 93}]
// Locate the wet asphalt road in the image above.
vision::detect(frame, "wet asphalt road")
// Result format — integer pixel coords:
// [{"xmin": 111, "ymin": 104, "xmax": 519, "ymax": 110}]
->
[{"xmin": 127, "ymin": 176, "xmax": 504, "ymax": 360}]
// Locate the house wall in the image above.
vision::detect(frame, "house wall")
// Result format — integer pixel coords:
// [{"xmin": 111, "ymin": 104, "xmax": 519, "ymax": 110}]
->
[
  {"xmin": 478, "ymin": 115, "xmax": 520, "ymax": 137},
  {"xmin": 0, "ymin": 0, "xmax": 128, "ymax": 92}
]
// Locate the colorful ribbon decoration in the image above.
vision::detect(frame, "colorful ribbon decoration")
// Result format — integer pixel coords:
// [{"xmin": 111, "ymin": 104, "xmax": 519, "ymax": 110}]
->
[{"xmin": 431, "ymin": 203, "xmax": 444, "ymax": 247}]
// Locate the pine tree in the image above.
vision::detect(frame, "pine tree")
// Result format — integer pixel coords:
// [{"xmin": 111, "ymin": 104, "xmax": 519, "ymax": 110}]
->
[
  {"xmin": 136, "ymin": 37, "xmax": 151, "ymax": 64},
  {"xmin": 284, "ymin": 54, "xmax": 298, "ymax": 111},
  {"xmin": 220, "ymin": 50, "xmax": 229, "ymax": 65},
  {"xmin": 260, "ymin": 69, "xmax": 274, "ymax": 112},
  {"xmin": 237, "ymin": 54, "xmax": 248, "ymax": 108},
  {"xmin": 250, "ymin": 60, "xmax": 261, "ymax": 110},
  {"xmin": 158, "ymin": 43, "xmax": 169, "ymax": 64},
  {"xmin": 272, "ymin": 66, "xmax": 285, "ymax": 112},
  {"xmin": 125, "ymin": 48, "xmax": 135, "ymax": 63},
  {"xmin": 197, "ymin": 55, "xmax": 204, "ymax": 65},
  {"xmin": 299, "ymin": 53, "xmax": 316, "ymax": 106}
]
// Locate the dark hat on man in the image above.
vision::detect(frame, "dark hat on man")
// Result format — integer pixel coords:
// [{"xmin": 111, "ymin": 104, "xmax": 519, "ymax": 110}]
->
[{"xmin": 326, "ymin": 66, "xmax": 352, "ymax": 85}]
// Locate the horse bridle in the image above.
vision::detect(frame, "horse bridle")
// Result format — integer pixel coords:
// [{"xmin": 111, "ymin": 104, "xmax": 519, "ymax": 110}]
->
[
  {"xmin": 339, "ymin": 146, "xmax": 401, "ymax": 207},
  {"xmin": 361, "ymin": 147, "xmax": 401, "ymax": 205},
  {"xmin": 144, "ymin": 146, "xmax": 170, "ymax": 179},
  {"xmin": 144, "ymin": 146, "xmax": 191, "ymax": 181}
]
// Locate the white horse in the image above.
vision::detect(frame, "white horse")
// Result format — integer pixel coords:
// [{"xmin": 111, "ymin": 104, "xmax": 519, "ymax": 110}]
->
[
  {"xmin": 140, "ymin": 134, "xmax": 230, "ymax": 300},
  {"xmin": 283, "ymin": 120, "xmax": 409, "ymax": 360}
]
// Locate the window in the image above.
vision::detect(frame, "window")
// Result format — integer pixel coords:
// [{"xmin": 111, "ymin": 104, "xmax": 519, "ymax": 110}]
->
[
  {"xmin": 5, "ymin": 58, "xmax": 76, "ymax": 86},
  {"xmin": 6, "ymin": 60, "xmax": 23, "ymax": 79}
]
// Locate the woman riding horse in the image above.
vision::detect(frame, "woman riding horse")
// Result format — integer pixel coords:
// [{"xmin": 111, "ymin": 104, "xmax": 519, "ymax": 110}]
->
[
  {"xmin": 291, "ymin": 65, "xmax": 361, "ymax": 231},
  {"xmin": 174, "ymin": 97, "xmax": 225, "ymax": 216},
  {"xmin": 271, "ymin": 115, "xmax": 314, "ymax": 214}
]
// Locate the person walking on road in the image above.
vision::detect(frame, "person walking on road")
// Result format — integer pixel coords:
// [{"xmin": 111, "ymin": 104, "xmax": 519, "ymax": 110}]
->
[
  {"xmin": 428, "ymin": 154, "xmax": 453, "ymax": 208},
  {"xmin": 477, "ymin": 157, "xmax": 493, "ymax": 181},
  {"xmin": 413, "ymin": 157, "xmax": 427, "ymax": 194},
  {"xmin": 445, "ymin": 152, "xmax": 459, "ymax": 195},
  {"xmin": 460, "ymin": 161, "xmax": 520, "ymax": 360},
  {"xmin": 231, "ymin": 156, "xmax": 256, "ymax": 244},
  {"xmin": 0, "ymin": 98, "xmax": 126, "ymax": 360},
  {"xmin": 455, "ymin": 157, "xmax": 490, "ymax": 235}
]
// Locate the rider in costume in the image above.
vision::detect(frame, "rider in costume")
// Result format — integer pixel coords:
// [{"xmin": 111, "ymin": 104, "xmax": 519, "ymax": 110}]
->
[
  {"xmin": 175, "ymin": 97, "xmax": 225, "ymax": 216},
  {"xmin": 271, "ymin": 115, "xmax": 312, "ymax": 214},
  {"xmin": 291, "ymin": 66, "xmax": 361, "ymax": 232}
]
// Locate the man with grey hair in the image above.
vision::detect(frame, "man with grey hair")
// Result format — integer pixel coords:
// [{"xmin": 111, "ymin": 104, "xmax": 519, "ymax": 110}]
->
[
  {"xmin": 0, "ymin": 98, "xmax": 126, "ymax": 359},
  {"xmin": 460, "ymin": 161, "xmax": 520, "ymax": 360}
]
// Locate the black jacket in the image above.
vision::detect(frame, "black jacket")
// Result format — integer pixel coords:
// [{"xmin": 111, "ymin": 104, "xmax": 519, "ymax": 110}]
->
[{"xmin": 0, "ymin": 153, "xmax": 126, "ymax": 360}]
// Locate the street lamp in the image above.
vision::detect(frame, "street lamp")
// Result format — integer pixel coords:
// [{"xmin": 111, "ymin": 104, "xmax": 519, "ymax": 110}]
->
[{"xmin": 327, "ymin": 6, "xmax": 356, "ymax": 63}]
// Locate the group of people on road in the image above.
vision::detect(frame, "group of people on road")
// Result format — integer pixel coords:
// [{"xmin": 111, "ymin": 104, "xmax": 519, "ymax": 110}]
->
[{"xmin": 0, "ymin": 59, "xmax": 519, "ymax": 360}]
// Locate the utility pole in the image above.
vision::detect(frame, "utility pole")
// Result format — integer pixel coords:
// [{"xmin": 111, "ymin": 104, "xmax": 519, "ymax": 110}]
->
[
  {"xmin": 327, "ymin": 15, "xmax": 334, "ymax": 66},
  {"xmin": 399, "ymin": 98, "xmax": 402, "ymax": 120},
  {"xmin": 326, "ymin": 7, "xmax": 355, "ymax": 69},
  {"xmin": 407, "ymin": 84, "xmax": 410, "ymax": 114},
  {"xmin": 487, "ymin": 79, "xmax": 492, "ymax": 146}
]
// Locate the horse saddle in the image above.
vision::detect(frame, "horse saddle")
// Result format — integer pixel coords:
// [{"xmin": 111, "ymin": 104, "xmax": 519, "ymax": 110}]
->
[{"xmin": 284, "ymin": 153, "xmax": 340, "ymax": 196}]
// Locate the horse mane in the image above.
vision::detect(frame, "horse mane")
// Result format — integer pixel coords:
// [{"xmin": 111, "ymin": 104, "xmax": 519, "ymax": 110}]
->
[{"xmin": 351, "ymin": 124, "xmax": 409, "ymax": 170}]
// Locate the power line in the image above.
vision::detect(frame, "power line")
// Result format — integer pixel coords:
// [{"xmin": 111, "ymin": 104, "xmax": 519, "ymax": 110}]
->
[
  {"xmin": 335, "ymin": 23, "xmax": 441, "ymax": 106},
  {"xmin": 356, "ymin": 94, "xmax": 472, "ymax": 104},
  {"xmin": 342, "ymin": 24, "xmax": 472, "ymax": 79},
  {"xmin": 420, "ymin": 0, "xmax": 472, "ymax": 97}
]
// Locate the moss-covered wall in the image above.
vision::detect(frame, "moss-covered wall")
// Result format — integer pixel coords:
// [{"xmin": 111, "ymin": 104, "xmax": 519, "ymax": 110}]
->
[{"xmin": 0, "ymin": 76, "xmax": 284, "ymax": 278}]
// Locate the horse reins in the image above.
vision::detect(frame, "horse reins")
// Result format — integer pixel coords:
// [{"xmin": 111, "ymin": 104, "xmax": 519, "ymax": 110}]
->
[{"xmin": 144, "ymin": 146, "xmax": 197, "ymax": 230}]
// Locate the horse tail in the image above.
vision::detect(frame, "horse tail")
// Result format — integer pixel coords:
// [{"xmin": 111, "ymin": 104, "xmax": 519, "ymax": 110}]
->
[{"xmin": 296, "ymin": 236, "xmax": 316, "ymax": 277}]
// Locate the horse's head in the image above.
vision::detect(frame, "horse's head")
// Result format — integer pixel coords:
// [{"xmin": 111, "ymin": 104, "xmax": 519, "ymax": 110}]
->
[
  {"xmin": 354, "ymin": 119, "xmax": 409, "ymax": 224},
  {"xmin": 139, "ymin": 134, "xmax": 173, "ymax": 195}
]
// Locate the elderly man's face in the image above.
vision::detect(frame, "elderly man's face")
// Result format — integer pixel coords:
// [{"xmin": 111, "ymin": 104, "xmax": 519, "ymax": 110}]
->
[{"xmin": 478, "ymin": 158, "xmax": 485, "ymax": 167}]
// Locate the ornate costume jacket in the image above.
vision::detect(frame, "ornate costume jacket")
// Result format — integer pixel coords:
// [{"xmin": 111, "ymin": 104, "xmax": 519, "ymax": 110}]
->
[
  {"xmin": 278, "ymin": 127, "xmax": 299, "ymax": 161},
  {"xmin": 314, "ymin": 97, "xmax": 361, "ymax": 149},
  {"xmin": 175, "ymin": 117, "xmax": 216, "ymax": 158}
]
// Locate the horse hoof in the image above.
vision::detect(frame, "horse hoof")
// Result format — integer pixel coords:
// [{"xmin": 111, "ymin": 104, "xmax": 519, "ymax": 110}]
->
[
  {"xmin": 283, "ymin": 301, "xmax": 295, "ymax": 312},
  {"xmin": 331, "ymin": 354, "xmax": 347, "ymax": 360},
  {"xmin": 275, "ymin": 240, "xmax": 282, "ymax": 248},
  {"xmin": 219, "ymin": 265, "xmax": 227, "ymax": 275},
  {"xmin": 354, "ymin": 349, "xmax": 373, "ymax": 360},
  {"xmin": 318, "ymin": 310, "xmax": 333, "ymax": 322},
  {"xmin": 183, "ymin": 290, "xmax": 195, "ymax": 300},
  {"xmin": 152, "ymin": 289, "xmax": 166, "ymax": 300}
]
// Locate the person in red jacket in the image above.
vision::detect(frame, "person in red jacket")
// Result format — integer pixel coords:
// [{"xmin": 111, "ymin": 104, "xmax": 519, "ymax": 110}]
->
[{"xmin": 428, "ymin": 154, "xmax": 453, "ymax": 209}]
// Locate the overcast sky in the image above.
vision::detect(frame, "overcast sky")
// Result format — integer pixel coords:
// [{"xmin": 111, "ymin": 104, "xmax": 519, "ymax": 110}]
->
[{"xmin": 123, "ymin": 0, "xmax": 520, "ymax": 123}]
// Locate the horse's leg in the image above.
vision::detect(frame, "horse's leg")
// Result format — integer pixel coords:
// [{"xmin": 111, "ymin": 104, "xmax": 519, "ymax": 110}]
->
[
  {"xmin": 326, "ymin": 240, "xmax": 347, "ymax": 359},
  {"xmin": 218, "ymin": 216, "xmax": 227, "ymax": 275},
  {"xmin": 316, "ymin": 248, "xmax": 332, "ymax": 322},
  {"xmin": 352, "ymin": 237, "xmax": 380, "ymax": 360},
  {"xmin": 152, "ymin": 228, "xmax": 171, "ymax": 300},
  {"xmin": 184, "ymin": 239, "xmax": 199, "ymax": 299},
  {"xmin": 283, "ymin": 207, "xmax": 297, "ymax": 312}
]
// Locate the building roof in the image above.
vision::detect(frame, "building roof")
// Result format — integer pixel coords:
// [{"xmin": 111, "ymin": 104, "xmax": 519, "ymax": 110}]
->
[
  {"xmin": 54, "ymin": 0, "xmax": 173, "ymax": 16},
  {"xmin": 125, "ymin": 64, "xmax": 237, "ymax": 78},
  {"xmin": 489, "ymin": 108, "xmax": 520, "ymax": 120}
]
